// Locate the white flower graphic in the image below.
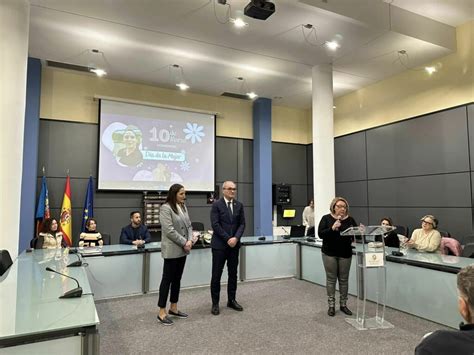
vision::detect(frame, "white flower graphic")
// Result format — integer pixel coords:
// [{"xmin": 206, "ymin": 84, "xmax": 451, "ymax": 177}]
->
[
  {"xmin": 180, "ymin": 161, "xmax": 190, "ymax": 171},
  {"xmin": 183, "ymin": 122, "xmax": 205, "ymax": 144}
]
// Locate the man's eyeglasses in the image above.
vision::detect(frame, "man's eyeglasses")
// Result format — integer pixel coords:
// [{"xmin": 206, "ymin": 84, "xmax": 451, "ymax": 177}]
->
[
  {"xmin": 422, "ymin": 220, "xmax": 433, "ymax": 225},
  {"xmin": 224, "ymin": 188, "xmax": 237, "ymax": 191}
]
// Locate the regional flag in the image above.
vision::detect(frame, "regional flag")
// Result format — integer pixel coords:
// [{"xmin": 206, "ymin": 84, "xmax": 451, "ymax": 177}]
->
[
  {"xmin": 60, "ymin": 175, "xmax": 73, "ymax": 246},
  {"xmin": 81, "ymin": 176, "xmax": 94, "ymax": 232},
  {"xmin": 35, "ymin": 176, "xmax": 51, "ymax": 235}
]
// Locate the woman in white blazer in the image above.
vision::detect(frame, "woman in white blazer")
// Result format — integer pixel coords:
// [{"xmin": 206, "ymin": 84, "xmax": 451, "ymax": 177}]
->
[{"xmin": 157, "ymin": 183, "xmax": 195, "ymax": 326}]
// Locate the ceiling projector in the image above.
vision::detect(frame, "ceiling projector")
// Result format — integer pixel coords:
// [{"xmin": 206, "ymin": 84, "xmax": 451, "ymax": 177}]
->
[{"xmin": 244, "ymin": 0, "xmax": 275, "ymax": 20}]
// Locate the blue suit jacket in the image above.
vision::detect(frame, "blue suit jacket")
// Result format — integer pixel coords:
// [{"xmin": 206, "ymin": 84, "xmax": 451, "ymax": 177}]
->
[
  {"xmin": 210, "ymin": 198, "xmax": 245, "ymax": 250},
  {"xmin": 119, "ymin": 224, "xmax": 151, "ymax": 244}
]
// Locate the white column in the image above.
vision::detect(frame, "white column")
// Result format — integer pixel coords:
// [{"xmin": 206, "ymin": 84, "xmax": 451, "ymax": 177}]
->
[
  {"xmin": 312, "ymin": 64, "xmax": 335, "ymax": 226},
  {"xmin": 0, "ymin": 0, "xmax": 30, "ymax": 258}
]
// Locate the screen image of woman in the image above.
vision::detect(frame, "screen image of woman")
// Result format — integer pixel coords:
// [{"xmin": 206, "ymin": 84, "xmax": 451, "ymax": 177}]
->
[{"xmin": 114, "ymin": 125, "xmax": 144, "ymax": 167}]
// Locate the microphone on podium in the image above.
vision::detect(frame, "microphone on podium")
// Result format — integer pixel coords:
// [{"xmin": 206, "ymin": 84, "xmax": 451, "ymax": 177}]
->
[{"xmin": 45, "ymin": 267, "xmax": 83, "ymax": 299}]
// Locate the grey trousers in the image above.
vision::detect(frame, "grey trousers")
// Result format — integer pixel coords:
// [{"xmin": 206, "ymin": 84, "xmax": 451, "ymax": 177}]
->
[{"xmin": 321, "ymin": 253, "xmax": 352, "ymax": 307}]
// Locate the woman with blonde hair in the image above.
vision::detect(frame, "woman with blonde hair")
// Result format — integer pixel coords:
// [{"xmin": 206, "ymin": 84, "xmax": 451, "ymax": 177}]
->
[{"xmin": 406, "ymin": 215, "xmax": 441, "ymax": 253}]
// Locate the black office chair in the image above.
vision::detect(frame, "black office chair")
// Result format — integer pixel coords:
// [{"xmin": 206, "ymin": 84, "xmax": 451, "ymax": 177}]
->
[
  {"xmin": 0, "ymin": 250, "xmax": 13, "ymax": 276},
  {"xmin": 30, "ymin": 236, "xmax": 44, "ymax": 249},
  {"xmin": 306, "ymin": 226, "xmax": 315, "ymax": 237},
  {"xmin": 394, "ymin": 225, "xmax": 408, "ymax": 237},
  {"xmin": 462, "ymin": 243, "xmax": 474, "ymax": 258},
  {"xmin": 438, "ymin": 230, "xmax": 451, "ymax": 238},
  {"xmin": 460, "ymin": 235, "xmax": 474, "ymax": 246},
  {"xmin": 101, "ymin": 233, "xmax": 111, "ymax": 245},
  {"xmin": 191, "ymin": 222, "xmax": 205, "ymax": 231},
  {"xmin": 289, "ymin": 225, "xmax": 306, "ymax": 238}
]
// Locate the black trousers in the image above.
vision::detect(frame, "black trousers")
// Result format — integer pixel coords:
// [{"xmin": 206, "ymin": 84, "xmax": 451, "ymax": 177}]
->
[
  {"xmin": 210, "ymin": 247, "xmax": 239, "ymax": 305},
  {"xmin": 158, "ymin": 256, "xmax": 187, "ymax": 308}
]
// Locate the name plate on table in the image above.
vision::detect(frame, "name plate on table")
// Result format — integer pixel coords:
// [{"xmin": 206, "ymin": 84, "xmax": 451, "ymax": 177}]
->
[{"xmin": 364, "ymin": 252, "xmax": 385, "ymax": 267}]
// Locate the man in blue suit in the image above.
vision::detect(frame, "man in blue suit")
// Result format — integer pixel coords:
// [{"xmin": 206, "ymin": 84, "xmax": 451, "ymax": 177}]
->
[
  {"xmin": 119, "ymin": 211, "xmax": 151, "ymax": 245},
  {"xmin": 210, "ymin": 181, "xmax": 246, "ymax": 315}
]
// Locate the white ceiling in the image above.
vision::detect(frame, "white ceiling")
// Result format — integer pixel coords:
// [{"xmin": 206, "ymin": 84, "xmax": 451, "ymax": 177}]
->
[
  {"xmin": 28, "ymin": 0, "xmax": 472, "ymax": 109},
  {"xmin": 390, "ymin": 0, "xmax": 473, "ymax": 27}
]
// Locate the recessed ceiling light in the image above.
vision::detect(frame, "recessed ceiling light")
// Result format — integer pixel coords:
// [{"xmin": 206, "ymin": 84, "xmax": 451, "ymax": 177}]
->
[
  {"xmin": 425, "ymin": 66, "xmax": 436, "ymax": 75},
  {"xmin": 231, "ymin": 17, "xmax": 248, "ymax": 28},
  {"xmin": 176, "ymin": 82, "xmax": 190, "ymax": 90},
  {"xmin": 90, "ymin": 68, "xmax": 107, "ymax": 77},
  {"xmin": 325, "ymin": 41, "xmax": 340, "ymax": 50},
  {"xmin": 246, "ymin": 92, "xmax": 258, "ymax": 99}
]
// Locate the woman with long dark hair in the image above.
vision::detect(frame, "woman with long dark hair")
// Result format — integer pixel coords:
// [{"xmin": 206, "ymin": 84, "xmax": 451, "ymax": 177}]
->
[
  {"xmin": 157, "ymin": 183, "xmax": 195, "ymax": 326},
  {"xmin": 39, "ymin": 218, "xmax": 65, "ymax": 249}
]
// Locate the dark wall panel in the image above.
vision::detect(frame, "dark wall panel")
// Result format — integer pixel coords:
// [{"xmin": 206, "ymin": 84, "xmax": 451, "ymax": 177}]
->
[
  {"xmin": 366, "ymin": 107, "xmax": 469, "ymax": 179},
  {"xmin": 306, "ymin": 144, "xmax": 314, "ymax": 202},
  {"xmin": 291, "ymin": 184, "xmax": 309, "ymax": 207},
  {"xmin": 335, "ymin": 181, "xmax": 368, "ymax": 207},
  {"xmin": 216, "ymin": 137, "xmax": 238, "ymax": 182},
  {"xmin": 467, "ymin": 105, "xmax": 474, "ymax": 170},
  {"xmin": 237, "ymin": 139, "xmax": 253, "ymax": 183},
  {"xmin": 334, "ymin": 131, "xmax": 367, "ymax": 182},
  {"xmin": 306, "ymin": 144, "xmax": 313, "ymax": 186},
  {"xmin": 184, "ymin": 193, "xmax": 211, "ymax": 207},
  {"xmin": 368, "ymin": 207, "xmax": 472, "ymax": 241},
  {"xmin": 369, "ymin": 173, "xmax": 471, "ymax": 207},
  {"xmin": 272, "ymin": 143, "xmax": 307, "ymax": 184},
  {"xmin": 243, "ymin": 206, "xmax": 254, "ymax": 237},
  {"xmin": 187, "ymin": 206, "xmax": 212, "ymax": 231},
  {"xmin": 348, "ymin": 207, "xmax": 368, "ymax": 226},
  {"xmin": 38, "ymin": 120, "xmax": 97, "ymax": 177},
  {"xmin": 237, "ymin": 182, "xmax": 254, "ymax": 207}
]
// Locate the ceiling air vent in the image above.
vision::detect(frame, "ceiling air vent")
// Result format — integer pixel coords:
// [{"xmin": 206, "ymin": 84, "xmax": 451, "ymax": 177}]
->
[
  {"xmin": 46, "ymin": 60, "xmax": 91, "ymax": 73},
  {"xmin": 220, "ymin": 92, "xmax": 251, "ymax": 100}
]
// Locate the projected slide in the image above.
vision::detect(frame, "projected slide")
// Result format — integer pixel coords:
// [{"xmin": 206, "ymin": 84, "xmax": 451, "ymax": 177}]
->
[{"xmin": 98, "ymin": 100, "xmax": 215, "ymax": 191}]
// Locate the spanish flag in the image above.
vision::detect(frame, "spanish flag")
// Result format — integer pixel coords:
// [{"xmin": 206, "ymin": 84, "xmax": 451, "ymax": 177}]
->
[{"xmin": 60, "ymin": 175, "xmax": 73, "ymax": 246}]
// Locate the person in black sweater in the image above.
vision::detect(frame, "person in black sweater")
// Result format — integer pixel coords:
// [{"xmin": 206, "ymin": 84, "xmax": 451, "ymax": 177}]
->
[
  {"xmin": 415, "ymin": 264, "xmax": 474, "ymax": 354},
  {"xmin": 380, "ymin": 217, "xmax": 400, "ymax": 248},
  {"xmin": 318, "ymin": 197, "xmax": 357, "ymax": 317}
]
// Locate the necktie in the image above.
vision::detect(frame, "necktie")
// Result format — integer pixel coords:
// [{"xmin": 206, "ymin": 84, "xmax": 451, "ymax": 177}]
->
[{"xmin": 227, "ymin": 201, "xmax": 233, "ymax": 219}]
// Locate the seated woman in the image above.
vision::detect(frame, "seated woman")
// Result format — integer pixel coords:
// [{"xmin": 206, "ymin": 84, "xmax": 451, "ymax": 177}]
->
[
  {"xmin": 38, "ymin": 218, "xmax": 65, "ymax": 249},
  {"xmin": 406, "ymin": 215, "xmax": 441, "ymax": 253},
  {"xmin": 380, "ymin": 217, "xmax": 400, "ymax": 248},
  {"xmin": 79, "ymin": 218, "xmax": 104, "ymax": 247}
]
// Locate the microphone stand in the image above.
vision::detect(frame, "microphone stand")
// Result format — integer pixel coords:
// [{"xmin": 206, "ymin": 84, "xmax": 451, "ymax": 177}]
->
[
  {"xmin": 67, "ymin": 250, "xmax": 83, "ymax": 267},
  {"xmin": 46, "ymin": 267, "xmax": 83, "ymax": 298}
]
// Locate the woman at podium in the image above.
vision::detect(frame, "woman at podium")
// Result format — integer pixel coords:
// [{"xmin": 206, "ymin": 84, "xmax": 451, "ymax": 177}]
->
[{"xmin": 317, "ymin": 197, "xmax": 357, "ymax": 317}]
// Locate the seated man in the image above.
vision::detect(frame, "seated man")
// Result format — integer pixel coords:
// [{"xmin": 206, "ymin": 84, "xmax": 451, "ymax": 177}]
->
[
  {"xmin": 415, "ymin": 264, "xmax": 474, "ymax": 354},
  {"xmin": 120, "ymin": 211, "xmax": 151, "ymax": 246}
]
